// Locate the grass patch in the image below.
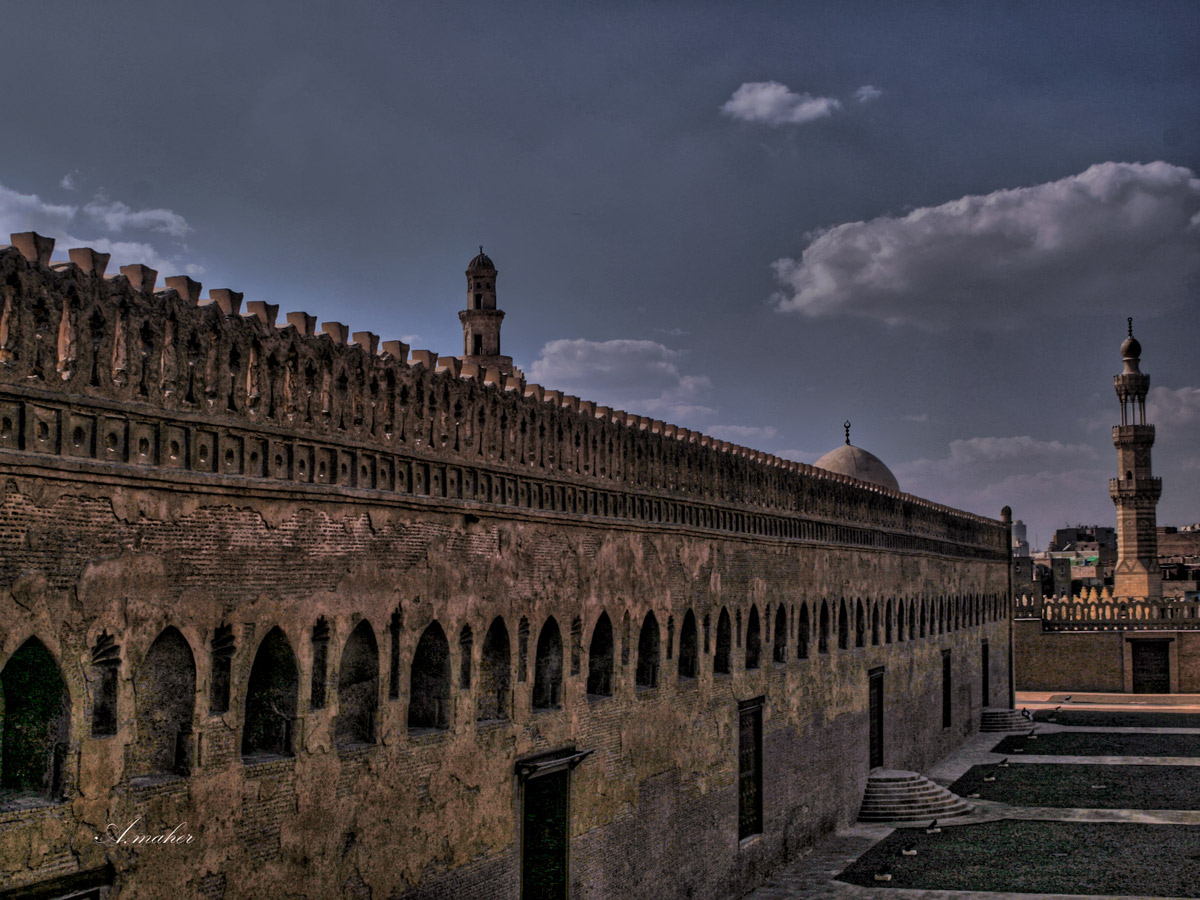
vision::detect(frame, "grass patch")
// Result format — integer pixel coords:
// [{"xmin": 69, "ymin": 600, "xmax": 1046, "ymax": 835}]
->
[
  {"xmin": 994, "ymin": 731, "xmax": 1200, "ymax": 757},
  {"xmin": 838, "ymin": 820, "xmax": 1200, "ymax": 896},
  {"xmin": 1033, "ymin": 709, "xmax": 1200, "ymax": 728},
  {"xmin": 950, "ymin": 762, "xmax": 1200, "ymax": 809}
]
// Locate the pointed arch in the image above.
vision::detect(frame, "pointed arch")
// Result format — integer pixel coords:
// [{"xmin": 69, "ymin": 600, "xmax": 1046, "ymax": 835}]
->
[
  {"xmin": 871, "ymin": 601, "xmax": 880, "ymax": 646},
  {"xmin": 133, "ymin": 626, "xmax": 195, "ymax": 776},
  {"xmin": 586, "ymin": 612, "xmax": 614, "ymax": 698},
  {"xmin": 243, "ymin": 627, "xmax": 299, "ymax": 758},
  {"xmin": 773, "ymin": 604, "xmax": 787, "ymax": 663},
  {"xmin": 838, "ymin": 599, "xmax": 849, "ymax": 650},
  {"xmin": 1, "ymin": 637, "xmax": 69, "ymax": 798},
  {"xmin": 678, "ymin": 610, "xmax": 698, "ymax": 680},
  {"xmin": 855, "ymin": 599, "xmax": 865, "ymax": 648},
  {"xmin": 636, "ymin": 611, "xmax": 660, "ymax": 689},
  {"xmin": 337, "ymin": 620, "xmax": 379, "ymax": 745},
  {"xmin": 819, "ymin": 600, "xmax": 830, "ymax": 654},
  {"xmin": 533, "ymin": 617, "xmax": 563, "ymax": 709},
  {"xmin": 797, "ymin": 603, "xmax": 810, "ymax": 659},
  {"xmin": 409, "ymin": 621, "xmax": 450, "ymax": 731},
  {"xmin": 896, "ymin": 599, "xmax": 904, "ymax": 643},
  {"xmin": 745, "ymin": 605, "xmax": 761, "ymax": 669},
  {"xmin": 885, "ymin": 599, "xmax": 893, "ymax": 644},
  {"xmin": 715, "ymin": 608, "xmax": 732, "ymax": 674},
  {"xmin": 478, "ymin": 617, "xmax": 511, "ymax": 721}
]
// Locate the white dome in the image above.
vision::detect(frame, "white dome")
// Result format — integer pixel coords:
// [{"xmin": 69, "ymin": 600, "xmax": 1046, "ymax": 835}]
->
[{"xmin": 813, "ymin": 444, "xmax": 899, "ymax": 492}]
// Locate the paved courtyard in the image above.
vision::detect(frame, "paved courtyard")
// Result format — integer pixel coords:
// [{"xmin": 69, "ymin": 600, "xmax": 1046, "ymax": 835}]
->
[{"xmin": 742, "ymin": 693, "xmax": 1200, "ymax": 899}]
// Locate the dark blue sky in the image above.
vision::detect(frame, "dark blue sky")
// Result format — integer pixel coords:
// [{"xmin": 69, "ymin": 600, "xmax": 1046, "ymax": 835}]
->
[{"xmin": 3, "ymin": 1, "xmax": 1198, "ymax": 546}]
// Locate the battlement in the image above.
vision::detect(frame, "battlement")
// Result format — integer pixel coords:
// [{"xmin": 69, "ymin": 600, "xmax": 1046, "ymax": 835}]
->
[
  {"xmin": 0, "ymin": 235, "xmax": 1004, "ymax": 554},
  {"xmin": 1016, "ymin": 590, "xmax": 1200, "ymax": 631}
]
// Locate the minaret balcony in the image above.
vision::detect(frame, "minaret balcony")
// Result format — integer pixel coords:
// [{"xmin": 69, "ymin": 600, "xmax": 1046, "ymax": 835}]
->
[
  {"xmin": 1112, "ymin": 424, "xmax": 1155, "ymax": 445},
  {"xmin": 1108, "ymin": 476, "xmax": 1162, "ymax": 503}
]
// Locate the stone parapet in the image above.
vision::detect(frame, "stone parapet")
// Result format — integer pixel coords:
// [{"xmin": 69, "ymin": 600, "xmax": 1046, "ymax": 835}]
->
[{"xmin": 0, "ymin": 240, "xmax": 1005, "ymax": 556}]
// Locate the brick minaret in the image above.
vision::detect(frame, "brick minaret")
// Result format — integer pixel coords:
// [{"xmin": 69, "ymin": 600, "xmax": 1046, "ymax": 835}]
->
[
  {"xmin": 459, "ymin": 248, "xmax": 513, "ymax": 376},
  {"xmin": 1109, "ymin": 318, "xmax": 1162, "ymax": 599}
]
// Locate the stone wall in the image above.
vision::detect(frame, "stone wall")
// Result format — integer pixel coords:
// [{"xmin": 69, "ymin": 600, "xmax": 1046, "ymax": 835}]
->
[{"xmin": 0, "ymin": 240, "xmax": 1011, "ymax": 899}]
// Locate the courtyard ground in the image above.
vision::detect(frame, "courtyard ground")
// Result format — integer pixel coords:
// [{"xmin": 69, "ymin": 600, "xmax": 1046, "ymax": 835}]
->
[{"xmin": 741, "ymin": 692, "xmax": 1200, "ymax": 899}]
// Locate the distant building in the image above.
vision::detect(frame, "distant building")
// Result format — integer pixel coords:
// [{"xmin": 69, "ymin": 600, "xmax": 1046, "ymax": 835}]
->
[{"xmin": 1015, "ymin": 322, "xmax": 1200, "ymax": 694}]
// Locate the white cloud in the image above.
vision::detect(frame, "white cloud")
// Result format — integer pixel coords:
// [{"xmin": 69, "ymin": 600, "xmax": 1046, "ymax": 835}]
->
[
  {"xmin": 707, "ymin": 425, "xmax": 778, "ymax": 443},
  {"xmin": 185, "ymin": 263, "xmax": 206, "ymax": 277},
  {"xmin": 895, "ymin": 435, "xmax": 1111, "ymax": 545},
  {"xmin": 1148, "ymin": 385, "xmax": 1200, "ymax": 426},
  {"xmin": 779, "ymin": 448, "xmax": 822, "ymax": 464},
  {"xmin": 855, "ymin": 85, "xmax": 882, "ymax": 103},
  {"xmin": 0, "ymin": 183, "xmax": 77, "ymax": 236},
  {"xmin": 84, "ymin": 194, "xmax": 191, "ymax": 237},
  {"xmin": 59, "ymin": 172, "xmax": 78, "ymax": 191},
  {"xmin": 528, "ymin": 338, "xmax": 714, "ymax": 424},
  {"xmin": 720, "ymin": 81, "xmax": 841, "ymax": 126},
  {"xmin": 400, "ymin": 334, "xmax": 422, "ymax": 346},
  {"xmin": 903, "ymin": 413, "xmax": 928, "ymax": 423},
  {"xmin": 771, "ymin": 161, "xmax": 1200, "ymax": 330},
  {"xmin": 0, "ymin": 178, "xmax": 195, "ymax": 275}
]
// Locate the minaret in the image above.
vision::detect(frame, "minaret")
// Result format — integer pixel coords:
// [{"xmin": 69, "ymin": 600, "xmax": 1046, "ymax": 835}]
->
[
  {"xmin": 1109, "ymin": 318, "xmax": 1162, "ymax": 600},
  {"xmin": 459, "ymin": 247, "xmax": 513, "ymax": 376}
]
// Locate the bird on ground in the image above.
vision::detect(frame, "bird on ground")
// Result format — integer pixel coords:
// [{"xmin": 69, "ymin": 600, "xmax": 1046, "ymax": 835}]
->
[
  {"xmin": 1063, "ymin": 695, "xmax": 1072, "ymax": 701},
  {"xmin": 1021, "ymin": 708, "xmax": 1032, "ymax": 721},
  {"xmin": 925, "ymin": 819, "xmax": 941, "ymax": 834},
  {"xmin": 999, "ymin": 758, "xmax": 1009, "ymax": 767}
]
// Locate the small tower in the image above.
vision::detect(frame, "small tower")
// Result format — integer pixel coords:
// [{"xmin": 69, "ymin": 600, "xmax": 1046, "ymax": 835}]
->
[
  {"xmin": 459, "ymin": 247, "xmax": 513, "ymax": 376},
  {"xmin": 1109, "ymin": 319, "xmax": 1162, "ymax": 600}
]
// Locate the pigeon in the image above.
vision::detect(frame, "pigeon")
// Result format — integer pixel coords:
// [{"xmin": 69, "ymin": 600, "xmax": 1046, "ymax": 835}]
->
[
  {"xmin": 1053, "ymin": 706, "xmax": 1062, "ymax": 713},
  {"xmin": 1021, "ymin": 707, "xmax": 1032, "ymax": 721},
  {"xmin": 902, "ymin": 845, "xmax": 918, "ymax": 857},
  {"xmin": 925, "ymin": 819, "xmax": 941, "ymax": 834},
  {"xmin": 1063, "ymin": 695, "xmax": 1072, "ymax": 701},
  {"xmin": 999, "ymin": 758, "xmax": 1009, "ymax": 767}
]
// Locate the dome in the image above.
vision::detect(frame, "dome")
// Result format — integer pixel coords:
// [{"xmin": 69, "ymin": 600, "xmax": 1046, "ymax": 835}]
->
[
  {"xmin": 467, "ymin": 248, "xmax": 495, "ymax": 272},
  {"xmin": 813, "ymin": 444, "xmax": 900, "ymax": 492},
  {"xmin": 1120, "ymin": 335, "xmax": 1141, "ymax": 360}
]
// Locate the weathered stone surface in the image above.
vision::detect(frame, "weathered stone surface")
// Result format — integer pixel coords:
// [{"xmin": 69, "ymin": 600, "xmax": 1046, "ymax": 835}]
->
[{"xmin": 0, "ymin": 246, "xmax": 1011, "ymax": 898}]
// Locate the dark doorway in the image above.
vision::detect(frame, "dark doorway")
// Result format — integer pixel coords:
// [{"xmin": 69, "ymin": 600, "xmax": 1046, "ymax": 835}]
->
[
  {"xmin": 522, "ymin": 768, "xmax": 569, "ymax": 900},
  {"xmin": 868, "ymin": 668, "xmax": 884, "ymax": 770},
  {"xmin": 738, "ymin": 697, "xmax": 763, "ymax": 839},
  {"xmin": 1131, "ymin": 640, "xmax": 1170, "ymax": 693},
  {"xmin": 981, "ymin": 641, "xmax": 990, "ymax": 707}
]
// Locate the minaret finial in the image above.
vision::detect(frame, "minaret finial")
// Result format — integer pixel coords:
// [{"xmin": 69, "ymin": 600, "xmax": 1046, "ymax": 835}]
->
[
  {"xmin": 844, "ymin": 420, "xmax": 851, "ymax": 445},
  {"xmin": 479, "ymin": 245, "xmax": 484, "ymax": 256},
  {"xmin": 1127, "ymin": 317, "xmax": 1133, "ymax": 337}
]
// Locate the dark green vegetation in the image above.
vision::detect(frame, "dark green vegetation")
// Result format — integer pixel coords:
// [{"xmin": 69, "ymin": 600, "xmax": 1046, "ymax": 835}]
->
[
  {"xmin": 950, "ymin": 763, "xmax": 1200, "ymax": 809},
  {"xmin": 1033, "ymin": 709, "xmax": 1200, "ymax": 728},
  {"xmin": 994, "ymin": 731, "xmax": 1200, "ymax": 757},
  {"xmin": 839, "ymin": 821, "xmax": 1200, "ymax": 896}
]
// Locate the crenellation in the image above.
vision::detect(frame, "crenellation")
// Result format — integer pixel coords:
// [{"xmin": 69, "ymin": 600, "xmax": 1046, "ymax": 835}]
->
[
  {"xmin": 119, "ymin": 263, "xmax": 157, "ymax": 294},
  {"xmin": 0, "ymin": 243, "xmax": 1004, "ymax": 550},
  {"xmin": 11, "ymin": 231, "xmax": 54, "ymax": 266},
  {"xmin": 285, "ymin": 310, "xmax": 317, "ymax": 337},
  {"xmin": 320, "ymin": 321, "xmax": 348, "ymax": 344},
  {"xmin": 245, "ymin": 300, "xmax": 279, "ymax": 328}
]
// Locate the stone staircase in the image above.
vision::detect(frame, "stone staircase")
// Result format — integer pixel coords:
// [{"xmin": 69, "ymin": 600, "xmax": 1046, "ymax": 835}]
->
[
  {"xmin": 857, "ymin": 770, "xmax": 974, "ymax": 823},
  {"xmin": 980, "ymin": 707, "xmax": 1033, "ymax": 732}
]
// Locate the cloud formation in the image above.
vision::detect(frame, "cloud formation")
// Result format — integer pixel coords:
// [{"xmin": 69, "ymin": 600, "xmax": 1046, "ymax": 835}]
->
[
  {"xmin": 0, "ymin": 179, "xmax": 193, "ymax": 273},
  {"xmin": 855, "ymin": 85, "xmax": 882, "ymax": 103},
  {"xmin": 771, "ymin": 162, "xmax": 1200, "ymax": 330},
  {"xmin": 895, "ymin": 435, "xmax": 1110, "ymax": 541},
  {"xmin": 84, "ymin": 195, "xmax": 191, "ymax": 237},
  {"xmin": 720, "ymin": 81, "xmax": 841, "ymax": 126},
  {"xmin": 707, "ymin": 424, "xmax": 778, "ymax": 443},
  {"xmin": 1148, "ymin": 385, "xmax": 1200, "ymax": 427},
  {"xmin": 528, "ymin": 338, "xmax": 714, "ymax": 423}
]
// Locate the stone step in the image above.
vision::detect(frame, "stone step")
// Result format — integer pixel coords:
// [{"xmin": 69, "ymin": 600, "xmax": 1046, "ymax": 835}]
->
[
  {"xmin": 980, "ymin": 708, "xmax": 1033, "ymax": 732},
  {"xmin": 858, "ymin": 769, "xmax": 974, "ymax": 824}
]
